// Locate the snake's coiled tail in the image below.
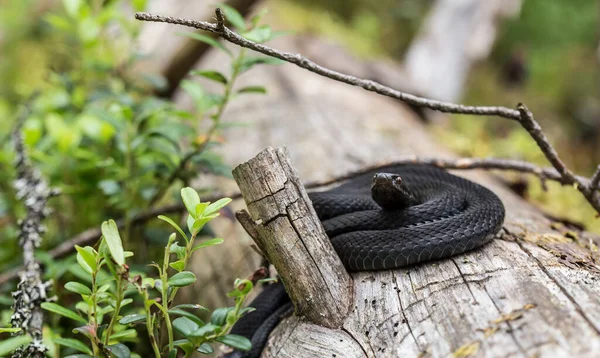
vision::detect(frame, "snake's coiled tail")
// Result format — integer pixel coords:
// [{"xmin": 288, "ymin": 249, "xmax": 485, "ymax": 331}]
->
[{"xmin": 225, "ymin": 165, "xmax": 505, "ymax": 357}]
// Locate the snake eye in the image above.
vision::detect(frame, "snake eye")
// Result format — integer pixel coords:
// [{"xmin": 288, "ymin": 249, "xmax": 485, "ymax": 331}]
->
[{"xmin": 392, "ymin": 175, "xmax": 402, "ymax": 185}]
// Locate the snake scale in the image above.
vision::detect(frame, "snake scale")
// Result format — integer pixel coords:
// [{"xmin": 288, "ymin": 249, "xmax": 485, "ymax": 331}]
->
[{"xmin": 225, "ymin": 164, "xmax": 505, "ymax": 357}]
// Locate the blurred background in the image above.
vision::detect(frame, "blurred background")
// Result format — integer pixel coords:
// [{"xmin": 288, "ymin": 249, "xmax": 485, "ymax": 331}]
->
[{"xmin": 0, "ymin": 0, "xmax": 598, "ymax": 355}]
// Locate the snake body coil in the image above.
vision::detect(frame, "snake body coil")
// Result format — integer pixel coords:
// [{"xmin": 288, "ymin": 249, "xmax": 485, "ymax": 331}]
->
[{"xmin": 226, "ymin": 165, "xmax": 505, "ymax": 357}]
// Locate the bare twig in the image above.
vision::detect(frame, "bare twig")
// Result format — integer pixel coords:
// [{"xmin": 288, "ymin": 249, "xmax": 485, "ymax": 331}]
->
[
  {"xmin": 135, "ymin": 10, "xmax": 600, "ymax": 215},
  {"xmin": 10, "ymin": 99, "xmax": 55, "ymax": 358},
  {"xmin": 134, "ymin": 12, "xmax": 521, "ymax": 120}
]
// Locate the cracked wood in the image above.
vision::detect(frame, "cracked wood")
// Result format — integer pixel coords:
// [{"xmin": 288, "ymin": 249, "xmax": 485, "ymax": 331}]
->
[{"xmin": 232, "ymin": 146, "xmax": 353, "ymax": 328}]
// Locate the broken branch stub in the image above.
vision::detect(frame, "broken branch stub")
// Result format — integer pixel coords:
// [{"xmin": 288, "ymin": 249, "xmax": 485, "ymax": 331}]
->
[{"xmin": 232, "ymin": 146, "xmax": 352, "ymax": 328}]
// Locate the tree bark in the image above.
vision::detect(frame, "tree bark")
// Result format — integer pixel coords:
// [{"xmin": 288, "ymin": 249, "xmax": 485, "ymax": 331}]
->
[{"xmin": 232, "ymin": 147, "xmax": 352, "ymax": 327}]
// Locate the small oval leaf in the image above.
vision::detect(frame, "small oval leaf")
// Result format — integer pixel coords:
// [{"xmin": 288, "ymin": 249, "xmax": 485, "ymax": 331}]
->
[
  {"xmin": 197, "ymin": 342, "xmax": 214, "ymax": 354},
  {"xmin": 172, "ymin": 317, "xmax": 199, "ymax": 337},
  {"xmin": 168, "ymin": 271, "xmax": 197, "ymax": 287},
  {"xmin": 42, "ymin": 302, "xmax": 87, "ymax": 323},
  {"xmin": 55, "ymin": 337, "xmax": 93, "ymax": 355},
  {"xmin": 204, "ymin": 198, "xmax": 232, "ymax": 216},
  {"xmin": 64, "ymin": 282, "xmax": 92, "ymax": 296},
  {"xmin": 101, "ymin": 220, "xmax": 125, "ymax": 266},
  {"xmin": 158, "ymin": 215, "xmax": 189, "ymax": 243},
  {"xmin": 217, "ymin": 334, "xmax": 252, "ymax": 351},
  {"xmin": 192, "ymin": 238, "xmax": 224, "ymax": 252},
  {"xmin": 192, "ymin": 70, "xmax": 228, "ymax": 85},
  {"xmin": 119, "ymin": 314, "xmax": 147, "ymax": 325},
  {"xmin": 181, "ymin": 187, "xmax": 201, "ymax": 218}
]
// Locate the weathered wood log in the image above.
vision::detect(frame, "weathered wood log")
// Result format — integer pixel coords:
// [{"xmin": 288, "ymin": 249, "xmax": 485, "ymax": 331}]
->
[
  {"xmin": 232, "ymin": 146, "xmax": 352, "ymax": 327},
  {"xmin": 230, "ymin": 145, "xmax": 600, "ymax": 358}
]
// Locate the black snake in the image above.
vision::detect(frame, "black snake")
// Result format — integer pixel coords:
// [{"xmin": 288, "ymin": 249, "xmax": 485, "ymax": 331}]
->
[{"xmin": 226, "ymin": 164, "xmax": 505, "ymax": 357}]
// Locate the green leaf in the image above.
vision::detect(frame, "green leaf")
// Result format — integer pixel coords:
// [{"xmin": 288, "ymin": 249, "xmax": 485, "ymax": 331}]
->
[
  {"xmin": 217, "ymin": 334, "xmax": 252, "ymax": 351},
  {"xmin": 237, "ymin": 86, "xmax": 267, "ymax": 94},
  {"xmin": 169, "ymin": 260, "xmax": 185, "ymax": 272},
  {"xmin": 192, "ymin": 238, "xmax": 224, "ymax": 252},
  {"xmin": 55, "ymin": 337, "xmax": 93, "ymax": 355},
  {"xmin": 181, "ymin": 80, "xmax": 205, "ymax": 103},
  {"xmin": 75, "ymin": 245, "xmax": 97, "ymax": 274},
  {"xmin": 0, "ymin": 327, "xmax": 21, "ymax": 334},
  {"xmin": 172, "ymin": 317, "xmax": 199, "ymax": 337},
  {"xmin": 176, "ymin": 32, "xmax": 232, "ymax": 57},
  {"xmin": 192, "ymin": 216, "xmax": 214, "ymax": 234},
  {"xmin": 171, "ymin": 304, "xmax": 208, "ymax": 311},
  {"xmin": 167, "ymin": 271, "xmax": 196, "ymax": 287},
  {"xmin": 105, "ymin": 343, "xmax": 130, "ymax": 358},
  {"xmin": 0, "ymin": 335, "xmax": 31, "ymax": 356},
  {"xmin": 101, "ymin": 220, "xmax": 125, "ymax": 266},
  {"xmin": 219, "ymin": 4, "xmax": 246, "ymax": 31},
  {"xmin": 173, "ymin": 339, "xmax": 194, "ymax": 355},
  {"xmin": 65, "ymin": 282, "xmax": 92, "ymax": 296},
  {"xmin": 158, "ymin": 215, "xmax": 189, "ymax": 243},
  {"xmin": 197, "ymin": 342, "xmax": 214, "ymax": 354},
  {"xmin": 169, "ymin": 242, "xmax": 187, "ymax": 260},
  {"xmin": 242, "ymin": 25, "xmax": 272, "ymax": 43},
  {"xmin": 195, "ymin": 202, "xmax": 209, "ymax": 218},
  {"xmin": 72, "ymin": 325, "xmax": 96, "ymax": 340},
  {"xmin": 181, "ymin": 187, "xmax": 201, "ymax": 219},
  {"xmin": 238, "ymin": 56, "xmax": 284, "ymax": 73},
  {"xmin": 189, "ymin": 323, "xmax": 219, "ymax": 338},
  {"xmin": 167, "ymin": 309, "xmax": 204, "ymax": 326},
  {"xmin": 211, "ymin": 307, "xmax": 234, "ymax": 326},
  {"xmin": 119, "ymin": 314, "xmax": 146, "ymax": 325},
  {"xmin": 186, "ymin": 214, "xmax": 195, "ymax": 234},
  {"xmin": 204, "ymin": 198, "xmax": 232, "ymax": 216},
  {"xmin": 191, "ymin": 70, "xmax": 228, "ymax": 85},
  {"xmin": 109, "ymin": 329, "xmax": 136, "ymax": 340},
  {"xmin": 42, "ymin": 302, "xmax": 87, "ymax": 323}
]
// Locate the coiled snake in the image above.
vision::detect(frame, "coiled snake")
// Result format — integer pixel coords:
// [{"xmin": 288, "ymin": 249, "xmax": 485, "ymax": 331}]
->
[{"xmin": 226, "ymin": 165, "xmax": 505, "ymax": 357}]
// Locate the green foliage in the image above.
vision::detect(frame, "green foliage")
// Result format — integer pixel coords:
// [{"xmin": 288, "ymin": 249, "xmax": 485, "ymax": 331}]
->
[
  {"xmin": 40, "ymin": 188, "xmax": 255, "ymax": 357},
  {"xmin": 0, "ymin": 0, "xmax": 280, "ymax": 268},
  {"xmin": 0, "ymin": 1, "xmax": 282, "ymax": 356}
]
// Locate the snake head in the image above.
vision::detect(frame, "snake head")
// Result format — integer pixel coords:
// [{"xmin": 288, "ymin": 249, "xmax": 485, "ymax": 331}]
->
[{"xmin": 371, "ymin": 173, "xmax": 417, "ymax": 211}]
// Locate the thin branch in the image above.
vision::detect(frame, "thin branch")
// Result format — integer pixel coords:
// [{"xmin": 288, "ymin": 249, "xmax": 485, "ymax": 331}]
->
[
  {"xmin": 134, "ymin": 12, "xmax": 521, "ymax": 120},
  {"xmin": 134, "ymin": 10, "xmax": 600, "ymax": 216},
  {"xmin": 308, "ymin": 156, "xmax": 590, "ymax": 188},
  {"xmin": 516, "ymin": 104, "xmax": 579, "ymax": 185}
]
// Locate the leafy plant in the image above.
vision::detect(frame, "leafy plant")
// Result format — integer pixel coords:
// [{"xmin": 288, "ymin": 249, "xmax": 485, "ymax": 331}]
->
[{"xmin": 40, "ymin": 187, "xmax": 257, "ymax": 357}]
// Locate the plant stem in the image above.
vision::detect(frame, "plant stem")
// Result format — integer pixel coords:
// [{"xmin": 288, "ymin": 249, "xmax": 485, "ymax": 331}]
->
[
  {"xmin": 144, "ymin": 290, "xmax": 162, "ymax": 358},
  {"xmin": 103, "ymin": 272, "xmax": 124, "ymax": 345},
  {"xmin": 90, "ymin": 272, "xmax": 100, "ymax": 356},
  {"xmin": 167, "ymin": 231, "xmax": 198, "ymax": 304},
  {"xmin": 161, "ymin": 239, "xmax": 175, "ymax": 352},
  {"xmin": 147, "ymin": 48, "xmax": 247, "ymax": 208}
]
